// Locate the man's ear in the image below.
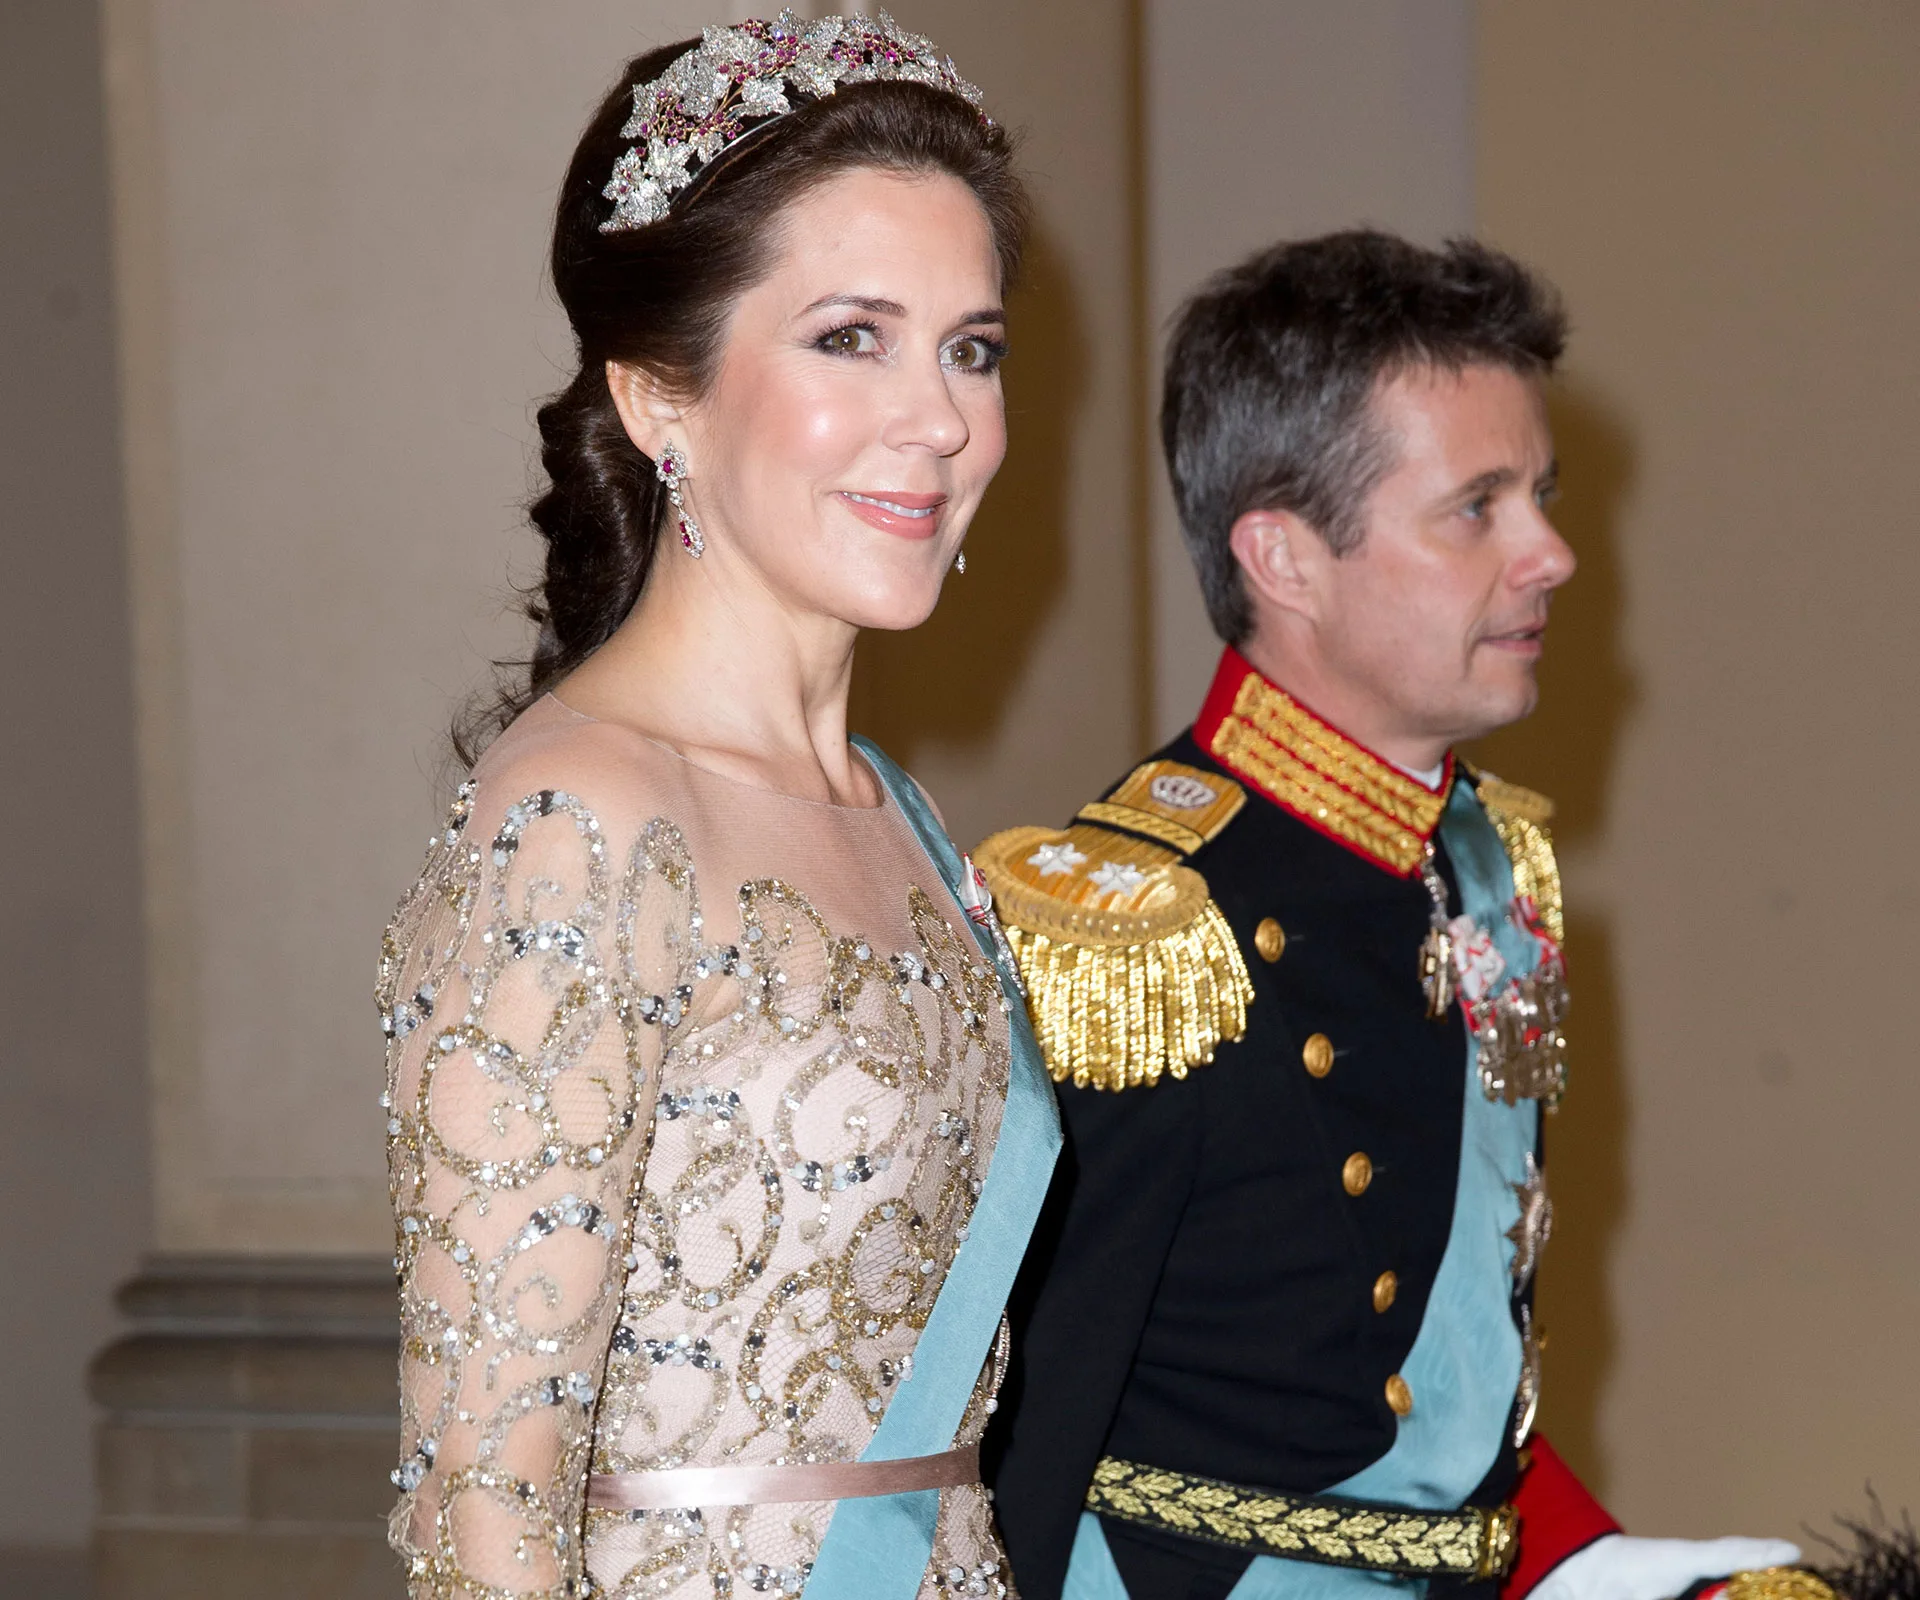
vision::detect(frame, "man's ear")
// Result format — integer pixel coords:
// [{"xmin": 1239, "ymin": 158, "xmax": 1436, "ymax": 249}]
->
[
  {"xmin": 1229, "ymin": 506, "xmax": 1326, "ymax": 624},
  {"xmin": 605, "ymin": 359, "xmax": 684, "ymax": 462}
]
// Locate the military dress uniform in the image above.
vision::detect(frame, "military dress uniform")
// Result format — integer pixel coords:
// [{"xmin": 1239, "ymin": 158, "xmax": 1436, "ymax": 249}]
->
[{"xmin": 978, "ymin": 648, "xmax": 1616, "ymax": 1600}]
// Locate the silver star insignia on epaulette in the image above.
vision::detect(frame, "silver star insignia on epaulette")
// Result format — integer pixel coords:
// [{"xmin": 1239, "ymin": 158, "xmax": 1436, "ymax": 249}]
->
[
  {"xmin": 1026, "ymin": 841, "xmax": 1087, "ymax": 876},
  {"xmin": 1506, "ymin": 1152, "xmax": 1553, "ymax": 1290},
  {"xmin": 1087, "ymin": 861, "xmax": 1148, "ymax": 897}
]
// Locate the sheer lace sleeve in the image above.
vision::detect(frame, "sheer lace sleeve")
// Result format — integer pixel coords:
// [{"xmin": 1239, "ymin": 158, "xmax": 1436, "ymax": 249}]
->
[{"xmin": 377, "ymin": 757, "xmax": 697, "ymax": 1598}]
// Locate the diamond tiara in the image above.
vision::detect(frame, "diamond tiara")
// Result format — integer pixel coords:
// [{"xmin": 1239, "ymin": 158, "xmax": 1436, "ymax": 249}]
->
[{"xmin": 599, "ymin": 9, "xmax": 986, "ymax": 234}]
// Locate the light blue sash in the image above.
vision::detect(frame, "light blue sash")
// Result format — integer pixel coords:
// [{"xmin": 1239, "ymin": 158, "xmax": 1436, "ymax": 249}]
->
[
  {"xmin": 1214, "ymin": 781, "xmax": 1541, "ymax": 1600},
  {"xmin": 802, "ymin": 739, "xmax": 1062, "ymax": 1599}
]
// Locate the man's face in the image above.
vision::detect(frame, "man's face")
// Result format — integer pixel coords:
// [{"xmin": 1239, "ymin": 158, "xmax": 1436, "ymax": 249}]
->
[{"xmin": 1300, "ymin": 363, "xmax": 1574, "ymax": 750}]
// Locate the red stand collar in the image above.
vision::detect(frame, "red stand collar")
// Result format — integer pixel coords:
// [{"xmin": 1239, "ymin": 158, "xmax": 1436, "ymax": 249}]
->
[{"xmin": 1193, "ymin": 647, "xmax": 1454, "ymax": 878}]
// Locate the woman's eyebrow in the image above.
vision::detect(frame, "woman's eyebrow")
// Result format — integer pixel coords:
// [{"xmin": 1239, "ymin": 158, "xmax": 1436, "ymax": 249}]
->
[
  {"xmin": 797, "ymin": 295, "xmax": 1006, "ymax": 326},
  {"xmin": 800, "ymin": 293, "xmax": 907, "ymax": 317}
]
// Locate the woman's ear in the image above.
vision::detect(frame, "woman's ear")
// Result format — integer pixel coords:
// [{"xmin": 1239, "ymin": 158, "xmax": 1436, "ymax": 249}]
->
[
  {"xmin": 604, "ymin": 360, "xmax": 683, "ymax": 462},
  {"xmin": 1229, "ymin": 506, "xmax": 1326, "ymax": 626}
]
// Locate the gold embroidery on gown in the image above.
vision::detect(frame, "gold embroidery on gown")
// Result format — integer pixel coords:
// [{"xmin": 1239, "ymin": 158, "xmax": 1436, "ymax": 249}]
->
[{"xmin": 378, "ymin": 699, "xmax": 1013, "ymax": 1598}]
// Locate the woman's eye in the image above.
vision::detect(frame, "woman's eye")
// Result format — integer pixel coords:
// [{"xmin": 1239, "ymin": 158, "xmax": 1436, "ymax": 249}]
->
[
  {"xmin": 819, "ymin": 323, "xmax": 881, "ymax": 356},
  {"xmin": 1462, "ymin": 495, "xmax": 1491, "ymax": 521},
  {"xmin": 943, "ymin": 335, "xmax": 1005, "ymax": 374}
]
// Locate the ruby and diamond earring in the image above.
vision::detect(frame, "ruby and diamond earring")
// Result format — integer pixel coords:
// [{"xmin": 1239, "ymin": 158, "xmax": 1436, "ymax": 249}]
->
[{"xmin": 656, "ymin": 442, "xmax": 703, "ymax": 557}]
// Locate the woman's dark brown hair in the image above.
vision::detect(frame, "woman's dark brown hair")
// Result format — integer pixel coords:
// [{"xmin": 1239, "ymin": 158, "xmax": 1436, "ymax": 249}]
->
[{"xmin": 455, "ymin": 45, "xmax": 1029, "ymax": 763}]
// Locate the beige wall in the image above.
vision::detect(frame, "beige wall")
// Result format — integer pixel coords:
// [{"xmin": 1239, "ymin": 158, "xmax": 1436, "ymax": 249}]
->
[{"xmin": 1475, "ymin": 0, "xmax": 1920, "ymax": 1533}]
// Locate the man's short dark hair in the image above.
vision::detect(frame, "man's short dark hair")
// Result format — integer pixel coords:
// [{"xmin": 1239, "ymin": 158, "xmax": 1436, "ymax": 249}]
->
[{"xmin": 1161, "ymin": 229, "xmax": 1568, "ymax": 644}]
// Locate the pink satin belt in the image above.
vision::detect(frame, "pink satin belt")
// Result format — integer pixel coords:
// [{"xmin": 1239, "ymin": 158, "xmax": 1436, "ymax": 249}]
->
[{"xmin": 587, "ymin": 1445, "xmax": 980, "ymax": 1511}]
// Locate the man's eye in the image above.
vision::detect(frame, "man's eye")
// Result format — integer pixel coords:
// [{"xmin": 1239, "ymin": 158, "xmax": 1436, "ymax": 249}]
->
[
  {"xmin": 1462, "ymin": 495, "xmax": 1492, "ymax": 520},
  {"xmin": 942, "ymin": 335, "xmax": 1006, "ymax": 374},
  {"xmin": 819, "ymin": 323, "xmax": 881, "ymax": 356},
  {"xmin": 1536, "ymin": 483, "xmax": 1561, "ymax": 510}
]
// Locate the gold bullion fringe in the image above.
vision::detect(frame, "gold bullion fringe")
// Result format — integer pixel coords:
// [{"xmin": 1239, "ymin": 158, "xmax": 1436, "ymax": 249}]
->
[
  {"xmin": 1479, "ymin": 799, "xmax": 1564, "ymax": 946},
  {"xmin": 1726, "ymin": 1572, "xmax": 1840, "ymax": 1600},
  {"xmin": 1006, "ymin": 898, "xmax": 1253, "ymax": 1091},
  {"xmin": 1086, "ymin": 1457, "xmax": 1516, "ymax": 1580}
]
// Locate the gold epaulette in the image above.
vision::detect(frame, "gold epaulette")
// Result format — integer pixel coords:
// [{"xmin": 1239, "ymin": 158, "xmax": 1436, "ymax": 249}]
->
[
  {"xmin": 975, "ymin": 761, "xmax": 1254, "ymax": 1092},
  {"xmin": 1472, "ymin": 772, "xmax": 1564, "ymax": 945}
]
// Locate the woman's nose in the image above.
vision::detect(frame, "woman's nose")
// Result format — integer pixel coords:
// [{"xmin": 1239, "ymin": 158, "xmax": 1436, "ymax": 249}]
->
[{"xmin": 884, "ymin": 355, "xmax": 971, "ymax": 456}]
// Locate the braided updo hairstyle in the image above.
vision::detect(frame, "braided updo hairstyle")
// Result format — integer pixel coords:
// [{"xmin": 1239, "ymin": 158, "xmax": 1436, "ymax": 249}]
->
[{"xmin": 456, "ymin": 43, "xmax": 1030, "ymax": 763}]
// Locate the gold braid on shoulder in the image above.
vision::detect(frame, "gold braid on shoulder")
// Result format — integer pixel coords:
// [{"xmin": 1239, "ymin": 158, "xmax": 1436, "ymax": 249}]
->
[
  {"xmin": 1471, "ymin": 771, "xmax": 1563, "ymax": 944},
  {"xmin": 974, "ymin": 761, "xmax": 1253, "ymax": 1092}
]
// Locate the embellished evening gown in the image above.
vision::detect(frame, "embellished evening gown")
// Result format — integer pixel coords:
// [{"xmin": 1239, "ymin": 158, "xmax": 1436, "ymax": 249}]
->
[{"xmin": 378, "ymin": 697, "xmax": 1021, "ymax": 1599}]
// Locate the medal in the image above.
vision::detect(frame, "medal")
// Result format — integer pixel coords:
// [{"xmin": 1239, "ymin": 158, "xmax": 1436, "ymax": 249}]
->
[
  {"xmin": 1505, "ymin": 1153, "xmax": 1553, "ymax": 1290},
  {"xmin": 1418, "ymin": 844, "xmax": 1455, "ymax": 1018},
  {"xmin": 1473, "ymin": 960, "xmax": 1569, "ymax": 1107},
  {"xmin": 1513, "ymin": 1303, "xmax": 1543, "ymax": 1448}
]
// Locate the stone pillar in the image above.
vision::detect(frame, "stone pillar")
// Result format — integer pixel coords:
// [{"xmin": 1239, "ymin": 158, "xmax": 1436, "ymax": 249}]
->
[
  {"xmin": 0, "ymin": 0, "xmax": 150, "ymax": 1587},
  {"xmin": 91, "ymin": 1257, "xmax": 400, "ymax": 1599}
]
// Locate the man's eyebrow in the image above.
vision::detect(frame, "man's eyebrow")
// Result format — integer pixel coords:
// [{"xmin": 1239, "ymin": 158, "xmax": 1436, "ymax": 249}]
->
[{"xmin": 1453, "ymin": 465, "xmax": 1521, "ymax": 500}]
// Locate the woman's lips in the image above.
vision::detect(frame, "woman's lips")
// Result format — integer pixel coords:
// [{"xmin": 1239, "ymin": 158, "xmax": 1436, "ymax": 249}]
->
[{"xmin": 838, "ymin": 490, "xmax": 947, "ymax": 540}]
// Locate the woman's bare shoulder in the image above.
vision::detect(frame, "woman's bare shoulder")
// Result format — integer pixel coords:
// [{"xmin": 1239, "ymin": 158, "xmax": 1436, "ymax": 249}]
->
[{"xmin": 467, "ymin": 697, "xmax": 685, "ymax": 838}]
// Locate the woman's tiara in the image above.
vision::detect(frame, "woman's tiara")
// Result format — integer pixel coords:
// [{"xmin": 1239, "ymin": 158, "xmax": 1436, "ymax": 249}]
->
[{"xmin": 600, "ymin": 10, "xmax": 985, "ymax": 234}]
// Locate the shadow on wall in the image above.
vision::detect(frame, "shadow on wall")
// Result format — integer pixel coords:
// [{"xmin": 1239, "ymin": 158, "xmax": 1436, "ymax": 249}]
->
[
  {"xmin": 1468, "ymin": 381, "xmax": 1638, "ymax": 1497},
  {"xmin": 849, "ymin": 220, "xmax": 1083, "ymax": 765}
]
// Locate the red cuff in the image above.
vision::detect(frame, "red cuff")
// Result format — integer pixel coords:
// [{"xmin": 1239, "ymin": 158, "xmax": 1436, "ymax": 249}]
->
[{"xmin": 1500, "ymin": 1435, "xmax": 1623, "ymax": 1598}]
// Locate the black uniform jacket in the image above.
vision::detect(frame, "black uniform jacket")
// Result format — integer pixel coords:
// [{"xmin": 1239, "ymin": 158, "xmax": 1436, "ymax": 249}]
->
[{"xmin": 983, "ymin": 727, "xmax": 1524, "ymax": 1600}]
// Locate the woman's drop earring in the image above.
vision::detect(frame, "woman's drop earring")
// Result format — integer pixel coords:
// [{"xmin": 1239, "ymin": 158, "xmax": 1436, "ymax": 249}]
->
[
  {"xmin": 656, "ymin": 442, "xmax": 703, "ymax": 557},
  {"xmin": 954, "ymin": 549, "xmax": 967, "ymax": 574}
]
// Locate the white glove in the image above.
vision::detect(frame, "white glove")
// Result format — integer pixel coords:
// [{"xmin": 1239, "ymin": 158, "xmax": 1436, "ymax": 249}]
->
[{"xmin": 1532, "ymin": 1532, "xmax": 1804, "ymax": 1600}]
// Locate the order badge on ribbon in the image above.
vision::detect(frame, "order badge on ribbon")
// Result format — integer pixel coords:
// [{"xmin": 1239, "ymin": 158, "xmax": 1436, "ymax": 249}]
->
[
  {"xmin": 958, "ymin": 852, "xmax": 1026, "ymax": 1002},
  {"xmin": 1458, "ymin": 894, "xmax": 1568, "ymax": 1107},
  {"xmin": 1421, "ymin": 843, "xmax": 1569, "ymax": 1108}
]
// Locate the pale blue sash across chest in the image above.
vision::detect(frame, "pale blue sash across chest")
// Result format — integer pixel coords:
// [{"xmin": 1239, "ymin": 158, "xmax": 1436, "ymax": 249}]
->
[
  {"xmin": 1065, "ymin": 781, "xmax": 1541, "ymax": 1600},
  {"xmin": 802, "ymin": 739, "xmax": 1063, "ymax": 1600}
]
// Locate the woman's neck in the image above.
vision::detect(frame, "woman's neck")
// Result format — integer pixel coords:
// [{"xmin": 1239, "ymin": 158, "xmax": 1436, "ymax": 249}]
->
[{"xmin": 553, "ymin": 545, "xmax": 876, "ymax": 807}]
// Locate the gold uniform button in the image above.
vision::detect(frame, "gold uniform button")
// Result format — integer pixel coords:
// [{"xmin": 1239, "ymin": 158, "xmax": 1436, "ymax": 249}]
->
[
  {"xmin": 1302, "ymin": 1033, "xmax": 1334, "ymax": 1077},
  {"xmin": 1385, "ymin": 1374, "xmax": 1413, "ymax": 1416},
  {"xmin": 1342, "ymin": 1152, "xmax": 1373, "ymax": 1195},
  {"xmin": 1254, "ymin": 917, "xmax": 1287, "ymax": 962},
  {"xmin": 1372, "ymin": 1271, "xmax": 1398, "ymax": 1313}
]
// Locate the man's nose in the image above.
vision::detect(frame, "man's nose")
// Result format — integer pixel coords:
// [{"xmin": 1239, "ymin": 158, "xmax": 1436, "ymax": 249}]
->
[{"xmin": 1522, "ymin": 511, "xmax": 1577, "ymax": 590}]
